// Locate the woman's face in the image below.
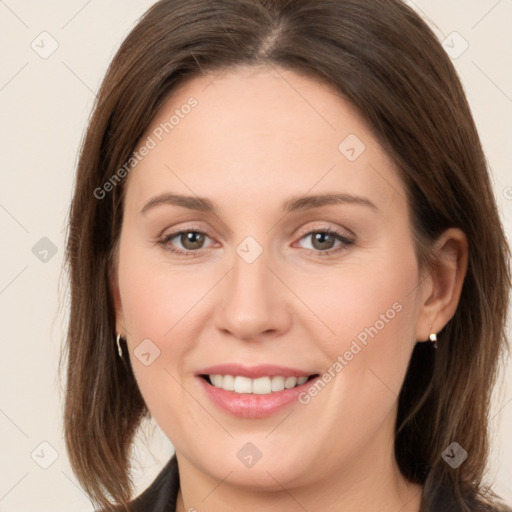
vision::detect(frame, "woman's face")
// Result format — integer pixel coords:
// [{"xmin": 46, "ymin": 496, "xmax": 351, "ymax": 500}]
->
[{"xmin": 113, "ymin": 65, "xmax": 431, "ymax": 489}]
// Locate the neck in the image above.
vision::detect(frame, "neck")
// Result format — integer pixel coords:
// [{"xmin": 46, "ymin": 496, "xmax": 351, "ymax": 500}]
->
[
  {"xmin": 176, "ymin": 477, "xmax": 422, "ymax": 512},
  {"xmin": 174, "ymin": 435, "xmax": 423, "ymax": 512}
]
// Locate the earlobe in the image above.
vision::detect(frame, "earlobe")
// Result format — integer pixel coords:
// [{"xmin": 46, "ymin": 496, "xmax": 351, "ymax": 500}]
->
[{"xmin": 416, "ymin": 228, "xmax": 468, "ymax": 342}]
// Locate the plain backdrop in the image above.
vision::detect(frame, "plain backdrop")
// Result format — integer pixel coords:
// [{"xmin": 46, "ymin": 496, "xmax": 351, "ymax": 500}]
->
[{"xmin": 0, "ymin": 1, "xmax": 511, "ymax": 510}]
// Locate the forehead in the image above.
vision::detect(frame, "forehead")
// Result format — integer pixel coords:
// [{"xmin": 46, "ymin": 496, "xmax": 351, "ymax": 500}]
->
[{"xmin": 124, "ymin": 65, "xmax": 406, "ymax": 216}]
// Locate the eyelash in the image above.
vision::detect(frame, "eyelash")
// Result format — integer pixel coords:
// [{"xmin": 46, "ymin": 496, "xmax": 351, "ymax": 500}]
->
[{"xmin": 157, "ymin": 227, "xmax": 355, "ymax": 258}]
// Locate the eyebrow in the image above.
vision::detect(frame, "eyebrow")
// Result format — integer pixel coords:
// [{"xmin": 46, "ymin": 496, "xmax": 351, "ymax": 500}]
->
[{"xmin": 140, "ymin": 192, "xmax": 379, "ymax": 215}]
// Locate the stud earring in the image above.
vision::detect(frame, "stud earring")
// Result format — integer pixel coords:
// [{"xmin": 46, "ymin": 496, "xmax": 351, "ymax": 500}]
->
[
  {"xmin": 116, "ymin": 333, "xmax": 123, "ymax": 358},
  {"xmin": 429, "ymin": 327, "xmax": 438, "ymax": 349}
]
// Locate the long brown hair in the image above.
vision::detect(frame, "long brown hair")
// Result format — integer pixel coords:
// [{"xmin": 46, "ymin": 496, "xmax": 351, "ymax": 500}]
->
[{"xmin": 62, "ymin": 1, "xmax": 511, "ymax": 510}]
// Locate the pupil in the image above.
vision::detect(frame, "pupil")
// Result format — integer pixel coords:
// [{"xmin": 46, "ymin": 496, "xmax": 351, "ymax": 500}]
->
[
  {"xmin": 314, "ymin": 232, "xmax": 334, "ymax": 250},
  {"xmin": 183, "ymin": 232, "xmax": 204, "ymax": 249}
]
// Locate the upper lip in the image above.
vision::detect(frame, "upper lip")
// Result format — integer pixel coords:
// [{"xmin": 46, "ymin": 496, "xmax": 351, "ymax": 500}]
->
[{"xmin": 196, "ymin": 363, "xmax": 318, "ymax": 379}]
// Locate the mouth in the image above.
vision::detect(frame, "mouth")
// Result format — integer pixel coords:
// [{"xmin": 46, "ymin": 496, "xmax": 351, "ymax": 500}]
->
[
  {"xmin": 195, "ymin": 364, "xmax": 321, "ymax": 418},
  {"xmin": 199, "ymin": 373, "xmax": 319, "ymax": 394}
]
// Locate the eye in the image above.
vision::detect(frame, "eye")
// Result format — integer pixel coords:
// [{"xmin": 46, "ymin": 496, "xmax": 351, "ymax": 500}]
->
[
  {"xmin": 296, "ymin": 229, "xmax": 354, "ymax": 255},
  {"xmin": 158, "ymin": 229, "xmax": 213, "ymax": 256},
  {"xmin": 157, "ymin": 227, "xmax": 355, "ymax": 257}
]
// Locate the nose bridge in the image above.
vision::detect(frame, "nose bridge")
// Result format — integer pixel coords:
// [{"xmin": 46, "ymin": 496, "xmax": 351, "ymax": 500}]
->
[
  {"xmin": 214, "ymin": 234, "xmax": 290, "ymax": 339},
  {"xmin": 232, "ymin": 237, "xmax": 271, "ymax": 297},
  {"xmin": 230, "ymin": 235, "xmax": 274, "ymax": 311}
]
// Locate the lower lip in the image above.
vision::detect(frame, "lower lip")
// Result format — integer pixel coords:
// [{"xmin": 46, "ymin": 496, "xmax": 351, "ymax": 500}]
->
[{"xmin": 197, "ymin": 376, "xmax": 319, "ymax": 419}]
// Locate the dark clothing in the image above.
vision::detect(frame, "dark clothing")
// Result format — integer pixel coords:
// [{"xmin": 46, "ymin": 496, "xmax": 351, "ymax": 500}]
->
[
  {"xmin": 123, "ymin": 454, "xmax": 512, "ymax": 512},
  {"xmin": 127, "ymin": 453, "xmax": 180, "ymax": 511}
]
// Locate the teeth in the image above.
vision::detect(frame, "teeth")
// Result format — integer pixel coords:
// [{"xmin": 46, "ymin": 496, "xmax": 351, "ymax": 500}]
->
[
  {"xmin": 207, "ymin": 375, "xmax": 310, "ymax": 394},
  {"xmin": 234, "ymin": 376, "xmax": 252, "ymax": 394}
]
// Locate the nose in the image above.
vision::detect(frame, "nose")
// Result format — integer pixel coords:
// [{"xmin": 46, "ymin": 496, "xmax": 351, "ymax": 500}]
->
[{"xmin": 213, "ymin": 243, "xmax": 293, "ymax": 341}]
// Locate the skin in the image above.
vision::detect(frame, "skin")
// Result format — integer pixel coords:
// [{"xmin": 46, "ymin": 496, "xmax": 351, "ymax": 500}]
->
[{"xmin": 111, "ymin": 65, "xmax": 468, "ymax": 512}]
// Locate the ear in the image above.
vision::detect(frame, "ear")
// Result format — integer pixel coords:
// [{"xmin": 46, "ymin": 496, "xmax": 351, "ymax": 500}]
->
[
  {"xmin": 108, "ymin": 262, "xmax": 127, "ymax": 338},
  {"xmin": 415, "ymin": 228, "xmax": 468, "ymax": 342}
]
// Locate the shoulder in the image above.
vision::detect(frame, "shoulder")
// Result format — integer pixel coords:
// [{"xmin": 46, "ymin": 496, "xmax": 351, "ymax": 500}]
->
[
  {"xmin": 125, "ymin": 453, "xmax": 180, "ymax": 512},
  {"xmin": 423, "ymin": 481, "xmax": 512, "ymax": 512},
  {"xmin": 420, "ymin": 473, "xmax": 512, "ymax": 512}
]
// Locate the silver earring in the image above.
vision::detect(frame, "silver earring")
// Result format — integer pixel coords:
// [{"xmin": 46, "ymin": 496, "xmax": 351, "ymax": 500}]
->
[
  {"xmin": 116, "ymin": 333, "xmax": 123, "ymax": 358},
  {"xmin": 429, "ymin": 332, "xmax": 438, "ymax": 349}
]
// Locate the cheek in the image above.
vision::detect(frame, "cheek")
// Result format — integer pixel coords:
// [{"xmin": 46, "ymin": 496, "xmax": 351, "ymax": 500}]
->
[
  {"xmin": 118, "ymin": 270, "xmax": 202, "ymax": 439},
  {"xmin": 117, "ymin": 237, "xmax": 213, "ymax": 343},
  {"xmin": 117, "ymin": 239, "xmax": 232, "ymax": 426},
  {"xmin": 116, "ymin": 242, "xmax": 195, "ymax": 407},
  {"xmin": 300, "ymin": 246, "xmax": 419, "ymax": 401}
]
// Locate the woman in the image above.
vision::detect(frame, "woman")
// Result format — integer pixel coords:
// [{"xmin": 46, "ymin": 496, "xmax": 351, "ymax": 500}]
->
[{"xmin": 63, "ymin": 0, "xmax": 511, "ymax": 511}]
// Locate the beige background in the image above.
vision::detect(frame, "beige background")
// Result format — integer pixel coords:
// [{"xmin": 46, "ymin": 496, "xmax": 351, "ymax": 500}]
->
[{"xmin": 0, "ymin": 1, "xmax": 511, "ymax": 510}]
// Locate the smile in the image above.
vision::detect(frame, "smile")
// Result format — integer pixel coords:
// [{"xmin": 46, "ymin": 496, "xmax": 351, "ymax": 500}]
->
[{"xmin": 202, "ymin": 374, "xmax": 318, "ymax": 394}]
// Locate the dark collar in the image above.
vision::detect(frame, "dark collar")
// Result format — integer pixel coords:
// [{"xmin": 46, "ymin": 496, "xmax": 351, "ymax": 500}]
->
[{"xmin": 128, "ymin": 453, "xmax": 180, "ymax": 511}]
